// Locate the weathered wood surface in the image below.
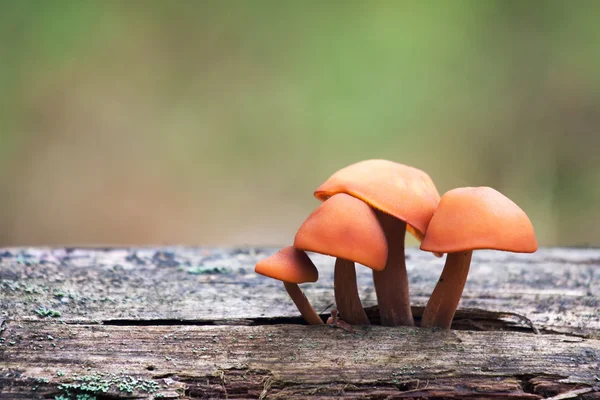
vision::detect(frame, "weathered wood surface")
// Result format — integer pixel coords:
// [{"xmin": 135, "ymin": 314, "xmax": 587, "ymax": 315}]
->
[
  {"xmin": 1, "ymin": 247, "xmax": 598, "ymax": 332},
  {"xmin": 2, "ymin": 322, "xmax": 599, "ymax": 399},
  {"xmin": 1, "ymin": 247, "xmax": 599, "ymax": 399}
]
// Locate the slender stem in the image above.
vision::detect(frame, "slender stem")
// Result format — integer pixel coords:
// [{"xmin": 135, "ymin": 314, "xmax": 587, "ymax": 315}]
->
[
  {"xmin": 284, "ymin": 282, "xmax": 324, "ymax": 325},
  {"xmin": 334, "ymin": 258, "xmax": 370, "ymax": 325},
  {"xmin": 421, "ymin": 251, "xmax": 473, "ymax": 329},
  {"xmin": 372, "ymin": 212, "xmax": 413, "ymax": 326}
]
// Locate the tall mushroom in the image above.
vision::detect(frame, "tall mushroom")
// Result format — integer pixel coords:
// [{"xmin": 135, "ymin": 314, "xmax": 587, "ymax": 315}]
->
[
  {"xmin": 294, "ymin": 193, "xmax": 388, "ymax": 325},
  {"xmin": 314, "ymin": 159, "xmax": 440, "ymax": 326},
  {"xmin": 255, "ymin": 246, "xmax": 323, "ymax": 325},
  {"xmin": 420, "ymin": 187, "xmax": 538, "ymax": 329}
]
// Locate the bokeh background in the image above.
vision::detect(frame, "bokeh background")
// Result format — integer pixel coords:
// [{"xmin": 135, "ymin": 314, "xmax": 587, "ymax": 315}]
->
[{"xmin": 1, "ymin": 1, "xmax": 599, "ymax": 247}]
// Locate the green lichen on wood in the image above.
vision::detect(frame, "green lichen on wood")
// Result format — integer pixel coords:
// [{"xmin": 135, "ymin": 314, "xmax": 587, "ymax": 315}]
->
[
  {"xmin": 35, "ymin": 306, "xmax": 61, "ymax": 318},
  {"xmin": 54, "ymin": 372, "xmax": 161, "ymax": 399}
]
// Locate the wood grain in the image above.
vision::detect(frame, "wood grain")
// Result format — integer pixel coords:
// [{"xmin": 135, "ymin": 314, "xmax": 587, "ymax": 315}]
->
[{"xmin": 1, "ymin": 247, "xmax": 599, "ymax": 399}]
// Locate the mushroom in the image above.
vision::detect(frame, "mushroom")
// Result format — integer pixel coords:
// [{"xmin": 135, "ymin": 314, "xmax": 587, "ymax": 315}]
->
[
  {"xmin": 314, "ymin": 159, "xmax": 440, "ymax": 326},
  {"xmin": 255, "ymin": 246, "xmax": 323, "ymax": 325},
  {"xmin": 294, "ymin": 193, "xmax": 388, "ymax": 325},
  {"xmin": 420, "ymin": 186, "xmax": 538, "ymax": 329}
]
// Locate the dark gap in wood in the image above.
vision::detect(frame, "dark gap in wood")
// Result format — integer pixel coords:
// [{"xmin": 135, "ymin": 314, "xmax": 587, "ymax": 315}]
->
[
  {"xmin": 100, "ymin": 306, "xmax": 542, "ymax": 334},
  {"xmin": 515, "ymin": 374, "xmax": 537, "ymax": 395},
  {"xmin": 102, "ymin": 315, "xmax": 319, "ymax": 326}
]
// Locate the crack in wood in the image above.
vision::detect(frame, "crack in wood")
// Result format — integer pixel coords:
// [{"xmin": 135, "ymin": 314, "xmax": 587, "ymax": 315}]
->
[{"xmin": 98, "ymin": 306, "xmax": 545, "ymax": 336}]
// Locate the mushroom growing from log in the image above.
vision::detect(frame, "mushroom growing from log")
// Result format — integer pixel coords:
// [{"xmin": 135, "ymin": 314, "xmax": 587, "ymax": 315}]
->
[
  {"xmin": 314, "ymin": 159, "xmax": 440, "ymax": 326},
  {"xmin": 294, "ymin": 193, "xmax": 388, "ymax": 325},
  {"xmin": 420, "ymin": 186, "xmax": 538, "ymax": 329},
  {"xmin": 255, "ymin": 246, "xmax": 323, "ymax": 325}
]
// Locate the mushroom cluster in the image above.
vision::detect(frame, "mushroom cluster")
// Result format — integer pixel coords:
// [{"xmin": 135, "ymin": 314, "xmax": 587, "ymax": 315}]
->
[{"xmin": 255, "ymin": 159, "xmax": 538, "ymax": 329}]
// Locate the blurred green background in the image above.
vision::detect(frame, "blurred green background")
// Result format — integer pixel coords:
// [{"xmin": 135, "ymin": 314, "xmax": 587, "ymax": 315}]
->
[{"xmin": 1, "ymin": 1, "xmax": 598, "ymax": 247}]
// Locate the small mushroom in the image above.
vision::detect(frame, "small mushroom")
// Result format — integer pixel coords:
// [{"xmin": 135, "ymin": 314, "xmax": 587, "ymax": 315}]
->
[
  {"xmin": 420, "ymin": 187, "xmax": 538, "ymax": 329},
  {"xmin": 294, "ymin": 193, "xmax": 388, "ymax": 325},
  {"xmin": 255, "ymin": 246, "xmax": 323, "ymax": 325},
  {"xmin": 314, "ymin": 159, "xmax": 440, "ymax": 326}
]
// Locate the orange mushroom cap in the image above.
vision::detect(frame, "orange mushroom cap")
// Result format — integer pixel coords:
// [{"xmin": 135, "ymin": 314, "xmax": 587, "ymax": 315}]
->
[
  {"xmin": 314, "ymin": 159, "xmax": 440, "ymax": 238},
  {"xmin": 294, "ymin": 193, "xmax": 388, "ymax": 271},
  {"xmin": 420, "ymin": 187, "xmax": 538, "ymax": 254},
  {"xmin": 255, "ymin": 246, "xmax": 318, "ymax": 284}
]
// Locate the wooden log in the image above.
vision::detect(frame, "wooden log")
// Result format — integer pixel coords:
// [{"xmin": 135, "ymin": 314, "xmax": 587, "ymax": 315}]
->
[
  {"xmin": 1, "ymin": 247, "xmax": 599, "ymax": 399},
  {"xmin": 1, "ymin": 321, "xmax": 599, "ymax": 399},
  {"xmin": 1, "ymin": 247, "xmax": 598, "ymax": 332}
]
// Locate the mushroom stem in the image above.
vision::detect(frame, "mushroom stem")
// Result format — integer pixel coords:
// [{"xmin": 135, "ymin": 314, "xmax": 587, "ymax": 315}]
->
[
  {"xmin": 372, "ymin": 212, "xmax": 414, "ymax": 326},
  {"xmin": 283, "ymin": 282, "xmax": 324, "ymax": 325},
  {"xmin": 421, "ymin": 251, "xmax": 473, "ymax": 329},
  {"xmin": 334, "ymin": 258, "xmax": 370, "ymax": 325}
]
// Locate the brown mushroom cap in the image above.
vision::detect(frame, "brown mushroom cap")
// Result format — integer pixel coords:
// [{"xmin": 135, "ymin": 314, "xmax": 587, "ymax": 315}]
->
[
  {"xmin": 294, "ymin": 193, "xmax": 388, "ymax": 271},
  {"xmin": 314, "ymin": 159, "xmax": 440, "ymax": 238},
  {"xmin": 255, "ymin": 246, "xmax": 318, "ymax": 284},
  {"xmin": 420, "ymin": 187, "xmax": 538, "ymax": 254}
]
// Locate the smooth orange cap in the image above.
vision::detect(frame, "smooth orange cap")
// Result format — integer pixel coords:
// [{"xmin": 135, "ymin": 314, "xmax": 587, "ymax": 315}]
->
[
  {"xmin": 294, "ymin": 193, "xmax": 388, "ymax": 271},
  {"xmin": 255, "ymin": 246, "xmax": 318, "ymax": 284},
  {"xmin": 420, "ymin": 187, "xmax": 538, "ymax": 254},
  {"xmin": 314, "ymin": 159, "xmax": 440, "ymax": 238}
]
